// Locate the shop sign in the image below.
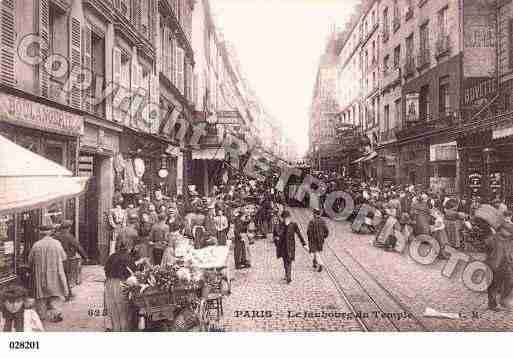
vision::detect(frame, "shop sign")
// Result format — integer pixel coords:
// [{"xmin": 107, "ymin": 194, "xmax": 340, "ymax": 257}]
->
[
  {"xmin": 463, "ymin": 77, "xmax": 496, "ymax": 106},
  {"xmin": 405, "ymin": 93, "xmax": 419, "ymax": 123},
  {"xmin": 429, "ymin": 142, "xmax": 457, "ymax": 162},
  {"xmin": 0, "ymin": 93, "xmax": 84, "ymax": 136}
]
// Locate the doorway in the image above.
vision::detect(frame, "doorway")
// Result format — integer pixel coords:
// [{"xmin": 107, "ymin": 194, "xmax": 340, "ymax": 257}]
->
[{"xmin": 78, "ymin": 153, "xmax": 100, "ymax": 261}]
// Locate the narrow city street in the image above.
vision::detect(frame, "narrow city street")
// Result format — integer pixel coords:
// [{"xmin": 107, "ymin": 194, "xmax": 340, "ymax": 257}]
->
[{"xmin": 42, "ymin": 207, "xmax": 513, "ymax": 332}]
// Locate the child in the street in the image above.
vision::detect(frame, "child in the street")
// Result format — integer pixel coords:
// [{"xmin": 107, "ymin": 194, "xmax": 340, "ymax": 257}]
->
[{"xmin": 0, "ymin": 284, "xmax": 44, "ymax": 332}]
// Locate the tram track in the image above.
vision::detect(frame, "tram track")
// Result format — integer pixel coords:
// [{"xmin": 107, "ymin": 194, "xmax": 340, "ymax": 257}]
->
[{"xmin": 290, "ymin": 207, "xmax": 429, "ymax": 332}]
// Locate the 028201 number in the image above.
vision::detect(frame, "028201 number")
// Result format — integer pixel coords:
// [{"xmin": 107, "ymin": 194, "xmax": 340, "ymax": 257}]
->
[{"xmin": 9, "ymin": 341, "xmax": 39, "ymax": 350}]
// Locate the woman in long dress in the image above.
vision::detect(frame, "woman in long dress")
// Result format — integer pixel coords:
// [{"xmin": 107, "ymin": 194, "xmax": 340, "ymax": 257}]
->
[{"xmin": 104, "ymin": 238, "xmax": 136, "ymax": 331}]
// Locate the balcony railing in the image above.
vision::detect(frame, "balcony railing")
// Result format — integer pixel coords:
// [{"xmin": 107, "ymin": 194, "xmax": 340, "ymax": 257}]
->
[
  {"xmin": 404, "ymin": 56, "xmax": 415, "ymax": 78},
  {"xmin": 393, "ymin": 16, "xmax": 400, "ymax": 32},
  {"xmin": 416, "ymin": 47, "xmax": 430, "ymax": 70},
  {"xmin": 436, "ymin": 35, "xmax": 451, "ymax": 58},
  {"xmin": 394, "ymin": 109, "xmax": 467, "ymax": 139}
]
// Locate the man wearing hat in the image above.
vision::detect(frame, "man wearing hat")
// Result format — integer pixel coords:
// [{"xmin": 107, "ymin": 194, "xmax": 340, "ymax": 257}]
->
[
  {"xmin": 307, "ymin": 208, "xmax": 329, "ymax": 272},
  {"xmin": 275, "ymin": 210, "xmax": 306, "ymax": 283},
  {"xmin": 55, "ymin": 220, "xmax": 88, "ymax": 301},
  {"xmin": 28, "ymin": 224, "xmax": 68, "ymax": 322}
]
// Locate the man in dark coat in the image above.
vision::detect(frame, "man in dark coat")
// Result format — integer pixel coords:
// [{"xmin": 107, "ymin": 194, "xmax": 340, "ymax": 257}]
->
[
  {"xmin": 307, "ymin": 209, "xmax": 329, "ymax": 272},
  {"xmin": 275, "ymin": 210, "xmax": 305, "ymax": 284},
  {"xmin": 55, "ymin": 220, "xmax": 88, "ymax": 301}
]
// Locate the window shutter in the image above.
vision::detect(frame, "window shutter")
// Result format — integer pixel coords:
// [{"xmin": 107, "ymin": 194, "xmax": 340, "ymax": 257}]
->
[
  {"xmin": 112, "ymin": 47, "xmax": 123, "ymax": 123},
  {"xmin": 69, "ymin": 16, "xmax": 82, "ymax": 108},
  {"xmin": 171, "ymin": 37, "xmax": 177, "ymax": 85},
  {"xmin": 38, "ymin": 0, "xmax": 49, "ymax": 96},
  {"xmin": 82, "ymin": 24, "xmax": 92, "ymax": 112},
  {"xmin": 0, "ymin": 0, "xmax": 16, "ymax": 86}
]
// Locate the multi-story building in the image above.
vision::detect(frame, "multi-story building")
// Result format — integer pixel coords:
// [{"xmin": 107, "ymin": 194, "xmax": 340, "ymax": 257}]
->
[
  {"xmin": 308, "ymin": 29, "xmax": 341, "ymax": 171},
  {"xmin": 0, "ymin": 0, "xmax": 275, "ymax": 286},
  {"xmin": 334, "ymin": 0, "xmax": 493, "ymax": 193}
]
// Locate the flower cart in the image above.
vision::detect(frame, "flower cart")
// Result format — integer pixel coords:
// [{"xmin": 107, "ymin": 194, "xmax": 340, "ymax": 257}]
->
[{"xmin": 125, "ymin": 265, "xmax": 208, "ymax": 331}]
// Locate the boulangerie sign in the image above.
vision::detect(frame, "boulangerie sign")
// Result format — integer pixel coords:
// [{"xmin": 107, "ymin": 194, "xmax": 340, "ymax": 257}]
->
[{"xmin": 0, "ymin": 93, "xmax": 84, "ymax": 136}]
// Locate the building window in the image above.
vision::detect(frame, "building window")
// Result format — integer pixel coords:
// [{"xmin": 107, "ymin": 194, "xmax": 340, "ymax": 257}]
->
[
  {"xmin": 438, "ymin": 6, "xmax": 448, "ymax": 35},
  {"xmin": 49, "ymin": 4, "xmax": 68, "ymax": 67},
  {"xmin": 91, "ymin": 31, "xmax": 106, "ymax": 117},
  {"xmin": 383, "ymin": 7, "xmax": 390, "ymax": 41},
  {"xmin": 394, "ymin": 45, "xmax": 401, "ymax": 69},
  {"xmin": 419, "ymin": 85, "xmax": 430, "ymax": 121},
  {"xmin": 439, "ymin": 76, "xmax": 450, "ymax": 116},
  {"xmin": 419, "ymin": 22, "xmax": 430, "ymax": 67},
  {"xmin": 384, "ymin": 54, "xmax": 390, "ymax": 75},
  {"xmin": 393, "ymin": 0, "xmax": 400, "ymax": 31}
]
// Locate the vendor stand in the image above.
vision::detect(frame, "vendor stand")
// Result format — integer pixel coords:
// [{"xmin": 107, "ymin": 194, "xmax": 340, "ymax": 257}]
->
[{"xmin": 124, "ymin": 239, "xmax": 231, "ymax": 331}]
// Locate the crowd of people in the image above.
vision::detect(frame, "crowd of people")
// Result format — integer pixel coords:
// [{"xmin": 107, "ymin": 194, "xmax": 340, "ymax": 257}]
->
[
  {"xmin": 5, "ymin": 165, "xmax": 513, "ymax": 332},
  {"xmin": 308, "ymin": 170, "xmax": 513, "ymax": 312}
]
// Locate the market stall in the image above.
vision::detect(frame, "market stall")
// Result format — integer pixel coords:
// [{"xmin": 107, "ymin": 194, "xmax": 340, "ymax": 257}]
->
[
  {"xmin": 0, "ymin": 134, "xmax": 88, "ymax": 287},
  {"xmin": 123, "ymin": 238, "xmax": 230, "ymax": 332}
]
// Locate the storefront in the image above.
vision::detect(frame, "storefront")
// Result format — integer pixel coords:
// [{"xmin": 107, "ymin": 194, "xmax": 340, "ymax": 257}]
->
[
  {"xmin": 0, "ymin": 90, "xmax": 84, "ymax": 285},
  {"xmin": 397, "ymin": 141, "xmax": 429, "ymax": 187},
  {"xmin": 118, "ymin": 128, "xmax": 176, "ymax": 203},
  {"xmin": 429, "ymin": 141, "xmax": 457, "ymax": 194},
  {"xmin": 79, "ymin": 117, "xmax": 121, "ymax": 263}
]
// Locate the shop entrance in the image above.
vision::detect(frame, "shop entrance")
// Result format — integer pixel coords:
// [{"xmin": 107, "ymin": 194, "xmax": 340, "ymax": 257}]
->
[{"xmin": 78, "ymin": 153, "xmax": 100, "ymax": 261}]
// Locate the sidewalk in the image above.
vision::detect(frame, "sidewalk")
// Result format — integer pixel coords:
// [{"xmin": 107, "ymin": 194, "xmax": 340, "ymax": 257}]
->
[{"xmin": 44, "ymin": 265, "xmax": 106, "ymax": 332}]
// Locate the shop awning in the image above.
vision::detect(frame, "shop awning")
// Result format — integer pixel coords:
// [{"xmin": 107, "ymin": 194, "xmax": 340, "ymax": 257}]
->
[
  {"xmin": 192, "ymin": 147, "xmax": 226, "ymax": 160},
  {"xmin": 0, "ymin": 134, "xmax": 89, "ymax": 215},
  {"xmin": 351, "ymin": 151, "xmax": 378, "ymax": 164}
]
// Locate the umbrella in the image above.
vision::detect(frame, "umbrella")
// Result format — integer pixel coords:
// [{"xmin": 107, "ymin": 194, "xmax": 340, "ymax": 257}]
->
[{"xmin": 0, "ymin": 134, "xmax": 89, "ymax": 215}]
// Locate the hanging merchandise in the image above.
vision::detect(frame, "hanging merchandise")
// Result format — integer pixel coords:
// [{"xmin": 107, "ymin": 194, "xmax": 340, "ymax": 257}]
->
[
  {"xmin": 134, "ymin": 157, "xmax": 146, "ymax": 178},
  {"xmin": 122, "ymin": 158, "xmax": 140, "ymax": 194}
]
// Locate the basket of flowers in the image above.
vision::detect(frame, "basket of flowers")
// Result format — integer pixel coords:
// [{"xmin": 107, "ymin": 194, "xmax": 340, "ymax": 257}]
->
[{"xmin": 124, "ymin": 265, "xmax": 204, "ymax": 324}]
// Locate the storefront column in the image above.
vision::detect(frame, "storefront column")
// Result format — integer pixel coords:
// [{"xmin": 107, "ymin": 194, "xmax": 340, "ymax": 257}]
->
[
  {"xmin": 98, "ymin": 156, "xmax": 114, "ymax": 264},
  {"xmin": 455, "ymin": 149, "xmax": 461, "ymax": 195},
  {"xmin": 105, "ymin": 23, "xmax": 114, "ymax": 123}
]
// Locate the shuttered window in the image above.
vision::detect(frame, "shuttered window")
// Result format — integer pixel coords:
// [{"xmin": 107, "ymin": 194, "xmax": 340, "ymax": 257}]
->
[
  {"xmin": 38, "ymin": 0, "xmax": 50, "ymax": 97},
  {"xmin": 69, "ymin": 16, "xmax": 82, "ymax": 108},
  {"xmin": 0, "ymin": 0, "xmax": 16, "ymax": 86},
  {"xmin": 82, "ymin": 24, "xmax": 92, "ymax": 112}
]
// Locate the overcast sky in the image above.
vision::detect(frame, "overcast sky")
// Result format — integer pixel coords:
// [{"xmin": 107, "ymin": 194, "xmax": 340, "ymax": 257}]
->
[{"xmin": 210, "ymin": 0, "xmax": 359, "ymax": 156}]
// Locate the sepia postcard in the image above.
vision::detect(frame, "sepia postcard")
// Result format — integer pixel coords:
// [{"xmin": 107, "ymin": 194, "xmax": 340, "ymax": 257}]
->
[{"xmin": 1, "ymin": 0, "xmax": 512, "ymax": 343}]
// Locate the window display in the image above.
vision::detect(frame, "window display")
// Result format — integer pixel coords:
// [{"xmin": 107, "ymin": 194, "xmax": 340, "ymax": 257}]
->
[{"xmin": 0, "ymin": 214, "xmax": 15, "ymax": 280}]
